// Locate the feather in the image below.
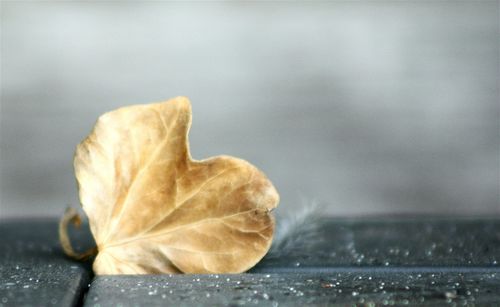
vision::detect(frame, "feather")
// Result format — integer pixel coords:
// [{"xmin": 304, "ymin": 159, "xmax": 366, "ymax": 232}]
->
[{"xmin": 269, "ymin": 199, "xmax": 325, "ymax": 258}]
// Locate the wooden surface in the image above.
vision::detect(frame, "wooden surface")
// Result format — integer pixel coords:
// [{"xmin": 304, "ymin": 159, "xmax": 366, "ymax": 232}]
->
[
  {"xmin": 86, "ymin": 272, "xmax": 500, "ymax": 306},
  {"xmin": 0, "ymin": 219, "xmax": 94, "ymax": 307},
  {"xmin": 1, "ymin": 217, "xmax": 499, "ymax": 306}
]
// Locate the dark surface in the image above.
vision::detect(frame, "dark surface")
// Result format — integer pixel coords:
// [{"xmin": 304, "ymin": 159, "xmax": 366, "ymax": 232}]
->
[
  {"xmin": 253, "ymin": 217, "xmax": 500, "ymax": 272},
  {"xmin": 0, "ymin": 219, "xmax": 94, "ymax": 307},
  {"xmin": 1, "ymin": 218, "xmax": 500, "ymax": 306},
  {"xmin": 85, "ymin": 271, "xmax": 500, "ymax": 306}
]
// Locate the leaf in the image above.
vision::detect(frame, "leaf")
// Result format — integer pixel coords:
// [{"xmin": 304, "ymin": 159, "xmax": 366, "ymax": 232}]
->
[{"xmin": 63, "ymin": 97, "xmax": 279, "ymax": 274}]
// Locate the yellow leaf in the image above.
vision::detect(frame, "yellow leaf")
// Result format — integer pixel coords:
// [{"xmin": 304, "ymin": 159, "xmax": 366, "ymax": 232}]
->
[{"xmin": 61, "ymin": 97, "xmax": 279, "ymax": 274}]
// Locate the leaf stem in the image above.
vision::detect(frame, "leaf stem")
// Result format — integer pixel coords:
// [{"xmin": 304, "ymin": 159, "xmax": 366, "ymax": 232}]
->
[{"xmin": 59, "ymin": 207, "xmax": 98, "ymax": 261}]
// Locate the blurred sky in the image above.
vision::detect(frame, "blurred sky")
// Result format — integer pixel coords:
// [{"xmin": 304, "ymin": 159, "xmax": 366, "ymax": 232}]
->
[{"xmin": 1, "ymin": 1, "xmax": 499, "ymax": 218}]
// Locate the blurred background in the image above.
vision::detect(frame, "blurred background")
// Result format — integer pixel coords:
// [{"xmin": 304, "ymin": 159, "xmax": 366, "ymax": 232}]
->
[{"xmin": 1, "ymin": 1, "xmax": 498, "ymax": 218}]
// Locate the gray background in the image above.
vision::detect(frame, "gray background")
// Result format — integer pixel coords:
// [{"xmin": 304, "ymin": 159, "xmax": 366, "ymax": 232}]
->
[{"xmin": 1, "ymin": 1, "xmax": 498, "ymax": 218}]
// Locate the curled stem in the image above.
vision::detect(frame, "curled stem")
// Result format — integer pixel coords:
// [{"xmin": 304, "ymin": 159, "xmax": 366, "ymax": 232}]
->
[{"xmin": 59, "ymin": 207, "xmax": 98, "ymax": 261}]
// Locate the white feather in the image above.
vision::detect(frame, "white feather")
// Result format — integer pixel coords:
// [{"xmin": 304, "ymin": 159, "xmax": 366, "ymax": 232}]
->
[{"xmin": 269, "ymin": 199, "xmax": 325, "ymax": 257}]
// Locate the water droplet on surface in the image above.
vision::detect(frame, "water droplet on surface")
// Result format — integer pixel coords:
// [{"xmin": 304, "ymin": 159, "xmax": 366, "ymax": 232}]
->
[
  {"xmin": 352, "ymin": 291, "xmax": 359, "ymax": 296},
  {"xmin": 445, "ymin": 291, "xmax": 457, "ymax": 299}
]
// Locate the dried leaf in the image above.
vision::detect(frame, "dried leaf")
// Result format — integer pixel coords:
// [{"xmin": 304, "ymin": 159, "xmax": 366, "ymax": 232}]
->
[{"xmin": 62, "ymin": 97, "xmax": 279, "ymax": 274}]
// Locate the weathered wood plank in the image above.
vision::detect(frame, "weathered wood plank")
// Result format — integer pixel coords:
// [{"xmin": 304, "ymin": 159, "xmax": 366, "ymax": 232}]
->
[
  {"xmin": 253, "ymin": 218, "xmax": 500, "ymax": 271},
  {"xmin": 0, "ymin": 219, "xmax": 94, "ymax": 307},
  {"xmin": 85, "ymin": 271, "xmax": 500, "ymax": 306}
]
